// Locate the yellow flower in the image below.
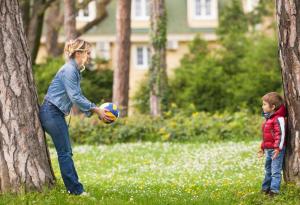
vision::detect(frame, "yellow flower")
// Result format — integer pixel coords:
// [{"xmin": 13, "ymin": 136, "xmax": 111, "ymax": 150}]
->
[{"xmin": 161, "ymin": 133, "xmax": 171, "ymax": 141}]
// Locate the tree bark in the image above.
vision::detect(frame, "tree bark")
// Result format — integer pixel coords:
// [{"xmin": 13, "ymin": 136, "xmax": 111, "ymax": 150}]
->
[
  {"xmin": 112, "ymin": 0, "xmax": 131, "ymax": 117},
  {"xmin": 27, "ymin": 0, "xmax": 46, "ymax": 65},
  {"xmin": 276, "ymin": 0, "xmax": 300, "ymax": 184},
  {"xmin": 19, "ymin": 0, "xmax": 30, "ymax": 34},
  {"xmin": 0, "ymin": 0, "xmax": 55, "ymax": 193},
  {"xmin": 64, "ymin": 0, "xmax": 77, "ymax": 41},
  {"xmin": 149, "ymin": 0, "xmax": 168, "ymax": 116},
  {"xmin": 45, "ymin": 1, "xmax": 64, "ymax": 57}
]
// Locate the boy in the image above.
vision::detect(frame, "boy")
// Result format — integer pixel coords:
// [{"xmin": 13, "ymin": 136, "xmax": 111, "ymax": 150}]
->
[{"xmin": 258, "ymin": 92, "xmax": 286, "ymax": 196}]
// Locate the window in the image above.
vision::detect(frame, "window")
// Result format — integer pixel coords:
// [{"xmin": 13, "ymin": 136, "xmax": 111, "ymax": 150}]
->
[
  {"xmin": 136, "ymin": 46, "xmax": 150, "ymax": 69},
  {"xmin": 195, "ymin": 0, "xmax": 201, "ymax": 16},
  {"xmin": 245, "ymin": 0, "xmax": 259, "ymax": 12},
  {"xmin": 133, "ymin": 0, "xmax": 150, "ymax": 20},
  {"xmin": 76, "ymin": 0, "xmax": 96, "ymax": 22},
  {"xmin": 96, "ymin": 41, "xmax": 110, "ymax": 60},
  {"xmin": 205, "ymin": 0, "xmax": 211, "ymax": 15},
  {"xmin": 193, "ymin": 0, "xmax": 214, "ymax": 19},
  {"xmin": 167, "ymin": 40, "xmax": 179, "ymax": 50}
]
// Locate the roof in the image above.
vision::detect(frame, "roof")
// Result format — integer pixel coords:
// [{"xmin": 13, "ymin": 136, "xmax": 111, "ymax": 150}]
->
[{"xmin": 85, "ymin": 0, "xmax": 217, "ymax": 36}]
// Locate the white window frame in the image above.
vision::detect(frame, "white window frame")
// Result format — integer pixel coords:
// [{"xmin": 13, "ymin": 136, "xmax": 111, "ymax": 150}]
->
[
  {"xmin": 96, "ymin": 41, "xmax": 110, "ymax": 60},
  {"xmin": 245, "ymin": 0, "xmax": 259, "ymax": 13},
  {"xmin": 76, "ymin": 0, "xmax": 96, "ymax": 22},
  {"xmin": 167, "ymin": 40, "xmax": 179, "ymax": 50},
  {"xmin": 135, "ymin": 46, "xmax": 150, "ymax": 69},
  {"xmin": 192, "ymin": 0, "xmax": 217, "ymax": 20},
  {"xmin": 132, "ymin": 0, "xmax": 150, "ymax": 21}
]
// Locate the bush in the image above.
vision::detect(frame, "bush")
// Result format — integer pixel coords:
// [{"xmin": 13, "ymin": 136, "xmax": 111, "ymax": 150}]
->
[
  {"xmin": 68, "ymin": 110, "xmax": 262, "ymax": 145},
  {"xmin": 133, "ymin": 0, "xmax": 281, "ymax": 114},
  {"xmin": 33, "ymin": 58, "xmax": 64, "ymax": 102}
]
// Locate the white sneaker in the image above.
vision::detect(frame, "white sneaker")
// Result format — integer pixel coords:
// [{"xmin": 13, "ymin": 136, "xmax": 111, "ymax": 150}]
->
[{"xmin": 80, "ymin": 192, "xmax": 90, "ymax": 196}]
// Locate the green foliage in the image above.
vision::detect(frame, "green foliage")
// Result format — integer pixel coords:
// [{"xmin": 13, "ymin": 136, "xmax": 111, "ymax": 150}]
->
[
  {"xmin": 132, "ymin": 75, "xmax": 151, "ymax": 114},
  {"xmin": 134, "ymin": 1, "xmax": 281, "ymax": 113},
  {"xmin": 217, "ymin": 0, "xmax": 249, "ymax": 76},
  {"xmin": 169, "ymin": 37, "xmax": 231, "ymax": 112},
  {"xmin": 247, "ymin": 0, "xmax": 275, "ymax": 28},
  {"xmin": 34, "ymin": 58, "xmax": 64, "ymax": 103},
  {"xmin": 68, "ymin": 110, "xmax": 261, "ymax": 145},
  {"xmin": 81, "ymin": 67, "xmax": 113, "ymax": 103},
  {"xmin": 33, "ymin": 58, "xmax": 113, "ymax": 104},
  {"xmin": 228, "ymin": 35, "xmax": 282, "ymax": 110}
]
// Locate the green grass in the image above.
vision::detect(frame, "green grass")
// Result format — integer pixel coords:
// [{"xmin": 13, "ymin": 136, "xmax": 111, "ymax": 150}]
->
[{"xmin": 1, "ymin": 141, "xmax": 300, "ymax": 205}]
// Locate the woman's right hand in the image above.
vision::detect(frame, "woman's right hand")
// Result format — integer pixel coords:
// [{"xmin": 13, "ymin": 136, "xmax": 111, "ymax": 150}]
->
[{"xmin": 92, "ymin": 107, "xmax": 113, "ymax": 122}]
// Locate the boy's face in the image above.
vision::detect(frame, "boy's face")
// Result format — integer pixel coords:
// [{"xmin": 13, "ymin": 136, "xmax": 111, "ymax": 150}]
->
[{"xmin": 262, "ymin": 100, "xmax": 275, "ymax": 113}]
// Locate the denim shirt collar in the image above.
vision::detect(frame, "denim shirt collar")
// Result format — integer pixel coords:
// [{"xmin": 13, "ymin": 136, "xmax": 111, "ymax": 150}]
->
[{"xmin": 68, "ymin": 59, "xmax": 80, "ymax": 74}]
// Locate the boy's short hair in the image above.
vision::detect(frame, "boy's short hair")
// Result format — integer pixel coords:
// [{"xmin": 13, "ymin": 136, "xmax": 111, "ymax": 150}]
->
[{"xmin": 262, "ymin": 92, "xmax": 284, "ymax": 110}]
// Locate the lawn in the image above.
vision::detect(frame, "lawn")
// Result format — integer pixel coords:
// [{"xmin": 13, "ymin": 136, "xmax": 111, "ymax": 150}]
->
[{"xmin": 1, "ymin": 141, "xmax": 300, "ymax": 205}]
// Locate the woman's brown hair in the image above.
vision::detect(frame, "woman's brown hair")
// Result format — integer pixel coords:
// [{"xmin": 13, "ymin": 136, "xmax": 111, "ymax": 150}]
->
[{"xmin": 64, "ymin": 39, "xmax": 91, "ymax": 59}]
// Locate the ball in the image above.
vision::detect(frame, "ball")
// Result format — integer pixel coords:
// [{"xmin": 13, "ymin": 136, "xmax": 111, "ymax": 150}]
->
[{"xmin": 99, "ymin": 102, "xmax": 120, "ymax": 124}]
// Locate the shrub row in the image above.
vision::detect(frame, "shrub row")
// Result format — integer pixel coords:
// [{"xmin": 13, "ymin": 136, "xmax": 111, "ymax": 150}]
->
[{"xmin": 67, "ymin": 110, "xmax": 262, "ymax": 145}]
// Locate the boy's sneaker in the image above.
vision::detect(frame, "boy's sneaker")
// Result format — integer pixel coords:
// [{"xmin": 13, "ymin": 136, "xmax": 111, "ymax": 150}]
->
[
  {"xmin": 269, "ymin": 191, "xmax": 279, "ymax": 197},
  {"xmin": 261, "ymin": 189, "xmax": 270, "ymax": 195}
]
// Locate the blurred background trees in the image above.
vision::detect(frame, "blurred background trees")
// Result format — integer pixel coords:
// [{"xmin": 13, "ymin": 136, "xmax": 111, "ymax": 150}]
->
[{"xmin": 134, "ymin": 0, "xmax": 281, "ymax": 113}]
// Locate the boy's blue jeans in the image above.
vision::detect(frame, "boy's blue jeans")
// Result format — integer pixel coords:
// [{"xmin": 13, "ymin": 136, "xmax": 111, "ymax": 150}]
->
[
  {"xmin": 39, "ymin": 100, "xmax": 84, "ymax": 195},
  {"xmin": 262, "ymin": 147, "xmax": 285, "ymax": 193}
]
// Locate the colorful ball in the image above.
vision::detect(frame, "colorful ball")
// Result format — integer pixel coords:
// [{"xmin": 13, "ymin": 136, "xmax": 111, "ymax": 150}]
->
[{"xmin": 99, "ymin": 102, "xmax": 120, "ymax": 124}]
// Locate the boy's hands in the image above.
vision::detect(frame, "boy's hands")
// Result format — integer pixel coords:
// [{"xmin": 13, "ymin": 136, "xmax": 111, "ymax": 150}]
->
[
  {"xmin": 258, "ymin": 149, "xmax": 264, "ymax": 158},
  {"xmin": 272, "ymin": 149, "xmax": 280, "ymax": 160}
]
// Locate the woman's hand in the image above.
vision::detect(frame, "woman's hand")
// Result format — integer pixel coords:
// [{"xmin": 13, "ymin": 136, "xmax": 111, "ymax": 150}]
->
[{"xmin": 91, "ymin": 107, "xmax": 113, "ymax": 122}]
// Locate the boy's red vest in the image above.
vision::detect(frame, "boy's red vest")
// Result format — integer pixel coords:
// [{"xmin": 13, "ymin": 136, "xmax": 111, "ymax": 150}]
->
[{"xmin": 261, "ymin": 105, "xmax": 287, "ymax": 151}]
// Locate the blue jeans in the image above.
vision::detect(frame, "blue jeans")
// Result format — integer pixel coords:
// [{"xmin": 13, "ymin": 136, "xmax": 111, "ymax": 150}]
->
[
  {"xmin": 262, "ymin": 147, "xmax": 285, "ymax": 193},
  {"xmin": 39, "ymin": 100, "xmax": 84, "ymax": 195}
]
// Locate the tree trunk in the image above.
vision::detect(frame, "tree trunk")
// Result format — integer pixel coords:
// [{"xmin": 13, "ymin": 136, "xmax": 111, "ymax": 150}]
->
[
  {"xmin": 20, "ymin": 0, "xmax": 56, "ymax": 64},
  {"xmin": 112, "ymin": 0, "xmax": 131, "ymax": 117},
  {"xmin": 0, "ymin": 0, "xmax": 55, "ymax": 193},
  {"xmin": 64, "ymin": 0, "xmax": 77, "ymax": 41},
  {"xmin": 149, "ymin": 0, "xmax": 168, "ymax": 116},
  {"xmin": 45, "ymin": 1, "xmax": 64, "ymax": 57},
  {"xmin": 20, "ymin": 0, "xmax": 30, "ymax": 34},
  {"xmin": 27, "ymin": 0, "xmax": 46, "ymax": 65},
  {"xmin": 276, "ymin": 0, "xmax": 300, "ymax": 184}
]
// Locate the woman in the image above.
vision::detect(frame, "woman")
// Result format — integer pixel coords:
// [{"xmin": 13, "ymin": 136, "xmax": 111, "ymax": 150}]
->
[{"xmin": 39, "ymin": 39, "xmax": 111, "ymax": 195}]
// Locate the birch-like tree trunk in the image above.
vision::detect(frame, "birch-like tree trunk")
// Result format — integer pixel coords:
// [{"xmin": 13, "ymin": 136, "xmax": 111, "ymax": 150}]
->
[
  {"xmin": 0, "ymin": 0, "xmax": 55, "ymax": 193},
  {"xmin": 112, "ymin": 0, "xmax": 131, "ymax": 117},
  {"xmin": 149, "ymin": 0, "xmax": 168, "ymax": 116},
  {"xmin": 276, "ymin": 0, "xmax": 300, "ymax": 184},
  {"xmin": 64, "ymin": 0, "xmax": 77, "ymax": 41},
  {"xmin": 45, "ymin": 0, "xmax": 64, "ymax": 57}
]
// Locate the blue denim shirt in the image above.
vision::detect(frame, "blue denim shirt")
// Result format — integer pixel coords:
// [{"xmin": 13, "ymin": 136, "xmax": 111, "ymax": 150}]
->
[{"xmin": 44, "ymin": 59, "xmax": 96, "ymax": 116}]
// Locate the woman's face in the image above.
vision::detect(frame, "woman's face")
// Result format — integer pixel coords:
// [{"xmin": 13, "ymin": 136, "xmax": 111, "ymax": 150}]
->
[{"xmin": 76, "ymin": 50, "xmax": 91, "ymax": 66}]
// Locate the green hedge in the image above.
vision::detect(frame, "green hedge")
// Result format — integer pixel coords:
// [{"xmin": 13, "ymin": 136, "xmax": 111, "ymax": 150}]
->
[{"xmin": 68, "ymin": 110, "xmax": 262, "ymax": 145}]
